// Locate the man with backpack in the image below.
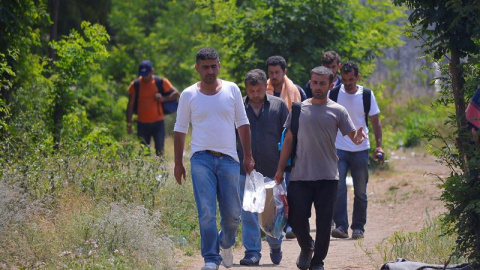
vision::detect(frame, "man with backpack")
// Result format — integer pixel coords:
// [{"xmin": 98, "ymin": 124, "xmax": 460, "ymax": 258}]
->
[
  {"xmin": 274, "ymin": 66, "xmax": 366, "ymax": 270},
  {"xmin": 329, "ymin": 61, "xmax": 384, "ymax": 240},
  {"xmin": 126, "ymin": 60, "xmax": 180, "ymax": 156}
]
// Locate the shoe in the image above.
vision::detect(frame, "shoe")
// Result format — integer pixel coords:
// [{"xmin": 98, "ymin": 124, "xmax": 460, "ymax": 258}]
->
[
  {"xmin": 352, "ymin": 229, "xmax": 364, "ymax": 239},
  {"xmin": 201, "ymin": 262, "xmax": 219, "ymax": 270},
  {"xmin": 331, "ymin": 227, "xmax": 348, "ymax": 239},
  {"xmin": 220, "ymin": 247, "xmax": 233, "ymax": 268},
  {"xmin": 310, "ymin": 264, "xmax": 325, "ymax": 270},
  {"xmin": 239, "ymin": 254, "xmax": 260, "ymax": 266},
  {"xmin": 285, "ymin": 226, "xmax": 296, "ymax": 239},
  {"xmin": 296, "ymin": 247, "xmax": 314, "ymax": 270},
  {"xmin": 270, "ymin": 248, "xmax": 283, "ymax": 264}
]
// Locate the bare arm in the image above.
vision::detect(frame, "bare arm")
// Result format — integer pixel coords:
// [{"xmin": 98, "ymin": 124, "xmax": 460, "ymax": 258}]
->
[
  {"xmin": 174, "ymin": 131, "xmax": 187, "ymax": 185},
  {"xmin": 274, "ymin": 129, "xmax": 293, "ymax": 184},
  {"xmin": 370, "ymin": 114, "xmax": 384, "ymax": 164},
  {"xmin": 237, "ymin": 124, "xmax": 255, "ymax": 174},
  {"xmin": 162, "ymin": 86, "xmax": 181, "ymax": 102},
  {"xmin": 126, "ymin": 92, "xmax": 135, "ymax": 134}
]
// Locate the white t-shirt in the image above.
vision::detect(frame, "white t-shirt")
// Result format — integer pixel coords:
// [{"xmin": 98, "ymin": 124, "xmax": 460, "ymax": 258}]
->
[
  {"xmin": 329, "ymin": 84, "xmax": 380, "ymax": 152},
  {"xmin": 174, "ymin": 80, "xmax": 249, "ymax": 162}
]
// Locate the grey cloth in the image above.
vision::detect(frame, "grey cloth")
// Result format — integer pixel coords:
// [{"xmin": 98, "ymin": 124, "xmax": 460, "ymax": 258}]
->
[
  {"xmin": 287, "ymin": 99, "xmax": 355, "ymax": 181},
  {"xmin": 237, "ymin": 94, "xmax": 289, "ymax": 177},
  {"xmin": 380, "ymin": 258, "xmax": 473, "ymax": 270}
]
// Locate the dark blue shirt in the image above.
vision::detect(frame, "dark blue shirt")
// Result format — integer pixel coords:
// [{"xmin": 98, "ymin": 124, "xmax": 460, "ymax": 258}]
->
[{"xmin": 237, "ymin": 94, "xmax": 289, "ymax": 177}]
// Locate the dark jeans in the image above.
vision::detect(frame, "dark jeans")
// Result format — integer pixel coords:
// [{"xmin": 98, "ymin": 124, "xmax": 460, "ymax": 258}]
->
[
  {"xmin": 288, "ymin": 180, "xmax": 338, "ymax": 266},
  {"xmin": 137, "ymin": 120, "xmax": 165, "ymax": 156}
]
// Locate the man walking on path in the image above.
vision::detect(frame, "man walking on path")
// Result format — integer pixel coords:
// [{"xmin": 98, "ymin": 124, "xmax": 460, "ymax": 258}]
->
[
  {"xmin": 304, "ymin": 51, "xmax": 342, "ymax": 98},
  {"xmin": 126, "ymin": 60, "xmax": 180, "ymax": 156},
  {"xmin": 265, "ymin": 55, "xmax": 306, "ymax": 239},
  {"xmin": 265, "ymin": 55, "xmax": 307, "ymax": 110},
  {"xmin": 237, "ymin": 69, "xmax": 289, "ymax": 266},
  {"xmin": 274, "ymin": 66, "xmax": 366, "ymax": 270},
  {"xmin": 330, "ymin": 61, "xmax": 384, "ymax": 240},
  {"xmin": 173, "ymin": 48, "xmax": 255, "ymax": 270}
]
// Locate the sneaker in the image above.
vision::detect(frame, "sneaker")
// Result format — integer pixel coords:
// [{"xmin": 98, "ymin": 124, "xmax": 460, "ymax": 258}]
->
[
  {"xmin": 201, "ymin": 262, "xmax": 219, "ymax": 270},
  {"xmin": 239, "ymin": 254, "xmax": 260, "ymax": 266},
  {"xmin": 310, "ymin": 264, "xmax": 325, "ymax": 270},
  {"xmin": 352, "ymin": 229, "xmax": 364, "ymax": 239},
  {"xmin": 296, "ymin": 247, "xmax": 314, "ymax": 270},
  {"xmin": 331, "ymin": 227, "xmax": 348, "ymax": 239},
  {"xmin": 220, "ymin": 247, "xmax": 233, "ymax": 268},
  {"xmin": 285, "ymin": 226, "xmax": 296, "ymax": 239},
  {"xmin": 270, "ymin": 248, "xmax": 283, "ymax": 264}
]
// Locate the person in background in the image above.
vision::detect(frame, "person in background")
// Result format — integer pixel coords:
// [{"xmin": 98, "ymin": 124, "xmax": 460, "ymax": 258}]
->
[
  {"xmin": 237, "ymin": 69, "xmax": 289, "ymax": 266},
  {"xmin": 173, "ymin": 48, "xmax": 254, "ymax": 270},
  {"xmin": 330, "ymin": 61, "xmax": 384, "ymax": 240},
  {"xmin": 304, "ymin": 51, "xmax": 342, "ymax": 98},
  {"xmin": 265, "ymin": 55, "xmax": 306, "ymax": 239},
  {"xmin": 274, "ymin": 66, "xmax": 366, "ymax": 270},
  {"xmin": 126, "ymin": 60, "xmax": 180, "ymax": 156}
]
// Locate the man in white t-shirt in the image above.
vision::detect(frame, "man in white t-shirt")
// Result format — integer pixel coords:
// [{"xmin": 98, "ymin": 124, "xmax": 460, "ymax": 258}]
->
[
  {"xmin": 330, "ymin": 61, "xmax": 384, "ymax": 240},
  {"xmin": 173, "ymin": 48, "xmax": 255, "ymax": 270}
]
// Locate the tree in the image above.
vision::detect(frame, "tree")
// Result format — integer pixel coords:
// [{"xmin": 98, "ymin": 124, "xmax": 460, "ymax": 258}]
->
[{"xmin": 393, "ymin": 0, "xmax": 480, "ymax": 265}]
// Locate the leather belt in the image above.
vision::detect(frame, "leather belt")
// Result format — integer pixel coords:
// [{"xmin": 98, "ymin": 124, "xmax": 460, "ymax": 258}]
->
[{"xmin": 206, "ymin": 150, "xmax": 223, "ymax": 156}]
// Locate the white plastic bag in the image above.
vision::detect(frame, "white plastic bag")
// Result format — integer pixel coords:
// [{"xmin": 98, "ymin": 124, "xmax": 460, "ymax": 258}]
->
[
  {"xmin": 258, "ymin": 180, "xmax": 289, "ymax": 239},
  {"xmin": 242, "ymin": 170, "xmax": 266, "ymax": 213}
]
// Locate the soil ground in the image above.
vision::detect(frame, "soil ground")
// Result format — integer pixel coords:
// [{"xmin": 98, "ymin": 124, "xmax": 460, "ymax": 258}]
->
[{"xmin": 175, "ymin": 148, "xmax": 450, "ymax": 270}]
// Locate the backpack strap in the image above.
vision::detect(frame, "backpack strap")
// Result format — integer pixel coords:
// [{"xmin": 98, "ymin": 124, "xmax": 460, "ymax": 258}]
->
[
  {"xmin": 329, "ymin": 85, "xmax": 340, "ymax": 102},
  {"xmin": 290, "ymin": 102, "xmax": 302, "ymax": 167},
  {"xmin": 363, "ymin": 87, "xmax": 371, "ymax": 128},
  {"xmin": 153, "ymin": 75, "xmax": 164, "ymax": 95},
  {"xmin": 133, "ymin": 78, "xmax": 140, "ymax": 114}
]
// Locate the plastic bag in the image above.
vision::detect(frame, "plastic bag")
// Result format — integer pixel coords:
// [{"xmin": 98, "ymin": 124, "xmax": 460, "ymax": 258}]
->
[
  {"xmin": 259, "ymin": 180, "xmax": 289, "ymax": 239},
  {"xmin": 242, "ymin": 170, "xmax": 266, "ymax": 213}
]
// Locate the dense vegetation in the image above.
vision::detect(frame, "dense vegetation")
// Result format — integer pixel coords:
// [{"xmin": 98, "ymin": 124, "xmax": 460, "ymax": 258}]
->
[{"xmin": 1, "ymin": 0, "xmax": 477, "ymax": 268}]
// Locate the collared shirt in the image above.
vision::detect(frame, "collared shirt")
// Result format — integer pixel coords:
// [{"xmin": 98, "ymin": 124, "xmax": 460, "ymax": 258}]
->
[{"xmin": 237, "ymin": 94, "xmax": 289, "ymax": 177}]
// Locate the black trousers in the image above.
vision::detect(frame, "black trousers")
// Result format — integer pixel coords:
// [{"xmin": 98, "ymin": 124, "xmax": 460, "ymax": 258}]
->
[
  {"xmin": 287, "ymin": 180, "xmax": 338, "ymax": 266},
  {"xmin": 137, "ymin": 120, "xmax": 165, "ymax": 156}
]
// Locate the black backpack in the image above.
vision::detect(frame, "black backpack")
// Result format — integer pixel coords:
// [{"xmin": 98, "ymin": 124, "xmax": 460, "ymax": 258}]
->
[
  {"xmin": 278, "ymin": 102, "xmax": 301, "ymax": 171},
  {"xmin": 132, "ymin": 75, "xmax": 164, "ymax": 114},
  {"xmin": 329, "ymin": 85, "xmax": 371, "ymax": 127}
]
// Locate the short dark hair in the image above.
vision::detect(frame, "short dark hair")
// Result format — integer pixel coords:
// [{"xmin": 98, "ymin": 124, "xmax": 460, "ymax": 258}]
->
[
  {"xmin": 310, "ymin": 66, "xmax": 334, "ymax": 84},
  {"xmin": 321, "ymin": 51, "xmax": 341, "ymax": 66},
  {"xmin": 341, "ymin": 61, "xmax": 359, "ymax": 76},
  {"xmin": 265, "ymin": 55, "xmax": 287, "ymax": 71},
  {"xmin": 245, "ymin": 69, "xmax": 267, "ymax": 86},
  {"xmin": 196, "ymin": 48, "xmax": 219, "ymax": 63}
]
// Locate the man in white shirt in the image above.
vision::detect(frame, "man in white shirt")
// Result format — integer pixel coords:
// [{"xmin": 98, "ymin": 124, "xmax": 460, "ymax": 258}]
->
[
  {"xmin": 330, "ymin": 61, "xmax": 384, "ymax": 240},
  {"xmin": 173, "ymin": 48, "xmax": 254, "ymax": 270}
]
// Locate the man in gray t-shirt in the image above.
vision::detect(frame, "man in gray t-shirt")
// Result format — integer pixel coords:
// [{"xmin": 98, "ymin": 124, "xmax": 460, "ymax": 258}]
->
[{"xmin": 274, "ymin": 66, "xmax": 366, "ymax": 270}]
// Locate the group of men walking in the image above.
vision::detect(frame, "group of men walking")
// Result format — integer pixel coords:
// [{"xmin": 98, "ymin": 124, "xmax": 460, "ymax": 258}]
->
[{"xmin": 127, "ymin": 47, "xmax": 384, "ymax": 270}]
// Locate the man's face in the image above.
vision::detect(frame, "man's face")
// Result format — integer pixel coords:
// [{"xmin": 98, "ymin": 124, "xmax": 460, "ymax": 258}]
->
[
  {"xmin": 246, "ymin": 82, "xmax": 267, "ymax": 106},
  {"xmin": 267, "ymin": 65, "xmax": 286, "ymax": 87},
  {"xmin": 195, "ymin": 58, "xmax": 220, "ymax": 84},
  {"xmin": 324, "ymin": 60, "xmax": 340, "ymax": 76},
  {"xmin": 341, "ymin": 70, "xmax": 359, "ymax": 93},
  {"xmin": 309, "ymin": 73, "xmax": 331, "ymax": 100}
]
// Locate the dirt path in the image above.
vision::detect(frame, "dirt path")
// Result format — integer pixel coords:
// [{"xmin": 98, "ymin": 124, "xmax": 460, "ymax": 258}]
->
[{"xmin": 175, "ymin": 149, "xmax": 449, "ymax": 270}]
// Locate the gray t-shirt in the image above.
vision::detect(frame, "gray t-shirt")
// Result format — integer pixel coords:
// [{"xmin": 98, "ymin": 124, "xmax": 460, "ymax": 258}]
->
[{"xmin": 286, "ymin": 99, "xmax": 356, "ymax": 181}]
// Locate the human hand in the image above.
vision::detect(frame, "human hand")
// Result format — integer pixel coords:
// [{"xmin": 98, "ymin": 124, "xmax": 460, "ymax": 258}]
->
[
  {"xmin": 174, "ymin": 163, "xmax": 186, "ymax": 185},
  {"xmin": 243, "ymin": 155, "xmax": 255, "ymax": 175},
  {"xmin": 274, "ymin": 171, "xmax": 284, "ymax": 185},
  {"xmin": 374, "ymin": 147, "xmax": 385, "ymax": 165},
  {"xmin": 127, "ymin": 124, "xmax": 133, "ymax": 134},
  {"xmin": 155, "ymin": 93, "xmax": 163, "ymax": 102},
  {"xmin": 353, "ymin": 126, "xmax": 367, "ymax": 145}
]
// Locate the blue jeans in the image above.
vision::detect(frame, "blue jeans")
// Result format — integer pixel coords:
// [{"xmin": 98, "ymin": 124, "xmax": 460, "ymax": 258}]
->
[
  {"xmin": 238, "ymin": 174, "xmax": 282, "ymax": 258},
  {"xmin": 333, "ymin": 149, "xmax": 369, "ymax": 232},
  {"xmin": 190, "ymin": 151, "xmax": 242, "ymax": 264}
]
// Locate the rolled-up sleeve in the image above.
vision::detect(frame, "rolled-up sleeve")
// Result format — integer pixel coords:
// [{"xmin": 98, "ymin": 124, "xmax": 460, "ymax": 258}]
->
[
  {"xmin": 173, "ymin": 90, "xmax": 191, "ymax": 134},
  {"xmin": 233, "ymin": 86, "xmax": 249, "ymax": 128}
]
